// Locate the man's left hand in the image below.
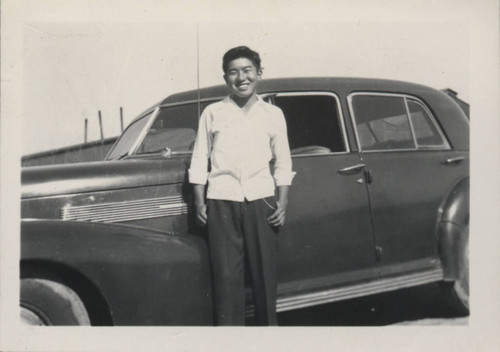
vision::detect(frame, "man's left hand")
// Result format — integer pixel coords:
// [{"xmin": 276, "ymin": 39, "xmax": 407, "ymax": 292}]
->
[{"xmin": 267, "ymin": 201, "xmax": 286, "ymax": 227}]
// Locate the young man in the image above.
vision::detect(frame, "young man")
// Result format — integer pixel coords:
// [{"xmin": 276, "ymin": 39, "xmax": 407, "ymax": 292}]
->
[{"xmin": 189, "ymin": 46, "xmax": 295, "ymax": 326}]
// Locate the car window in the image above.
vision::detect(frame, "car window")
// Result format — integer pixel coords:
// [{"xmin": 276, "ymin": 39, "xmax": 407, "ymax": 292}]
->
[
  {"xmin": 351, "ymin": 95, "xmax": 416, "ymax": 151},
  {"xmin": 407, "ymin": 99, "xmax": 448, "ymax": 148},
  {"xmin": 135, "ymin": 101, "xmax": 214, "ymax": 155},
  {"xmin": 350, "ymin": 94, "xmax": 450, "ymax": 152},
  {"xmin": 107, "ymin": 111, "xmax": 154, "ymax": 160},
  {"xmin": 271, "ymin": 93, "xmax": 346, "ymax": 155}
]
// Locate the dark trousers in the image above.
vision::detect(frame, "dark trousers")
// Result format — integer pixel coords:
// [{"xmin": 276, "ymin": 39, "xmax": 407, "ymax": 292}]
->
[{"xmin": 207, "ymin": 197, "xmax": 279, "ymax": 326}]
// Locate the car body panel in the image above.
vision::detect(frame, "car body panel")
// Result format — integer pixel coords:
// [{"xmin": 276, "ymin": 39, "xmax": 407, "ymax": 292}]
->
[
  {"xmin": 21, "ymin": 220, "xmax": 213, "ymax": 325},
  {"xmin": 276, "ymin": 153, "xmax": 378, "ymax": 296},
  {"xmin": 438, "ymin": 177, "xmax": 469, "ymax": 281},
  {"xmin": 360, "ymin": 150, "xmax": 469, "ymax": 277},
  {"xmin": 20, "ymin": 77, "xmax": 469, "ymax": 324},
  {"xmin": 22, "ymin": 158, "xmax": 189, "ymax": 199}
]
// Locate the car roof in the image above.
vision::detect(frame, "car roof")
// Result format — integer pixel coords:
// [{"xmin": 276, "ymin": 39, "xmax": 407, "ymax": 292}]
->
[
  {"xmin": 160, "ymin": 77, "xmax": 438, "ymax": 105},
  {"xmin": 135, "ymin": 77, "xmax": 467, "ymax": 150}
]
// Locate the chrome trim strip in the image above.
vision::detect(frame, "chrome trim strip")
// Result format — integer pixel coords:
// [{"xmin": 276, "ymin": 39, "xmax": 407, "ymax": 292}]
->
[
  {"xmin": 272, "ymin": 91, "xmax": 350, "ymax": 153},
  {"xmin": 347, "ymin": 94, "xmax": 363, "ymax": 152},
  {"xmin": 347, "ymin": 92, "xmax": 451, "ymax": 153},
  {"xmin": 360, "ymin": 148, "xmax": 420, "ymax": 154},
  {"xmin": 445, "ymin": 156, "xmax": 465, "ymax": 164},
  {"xmin": 291, "ymin": 151, "xmax": 350, "ymax": 158},
  {"xmin": 245, "ymin": 268, "xmax": 444, "ymax": 316},
  {"xmin": 338, "ymin": 163, "xmax": 366, "ymax": 173},
  {"xmin": 403, "ymin": 97, "xmax": 419, "ymax": 149},
  {"xmin": 60, "ymin": 196, "xmax": 190, "ymax": 223}
]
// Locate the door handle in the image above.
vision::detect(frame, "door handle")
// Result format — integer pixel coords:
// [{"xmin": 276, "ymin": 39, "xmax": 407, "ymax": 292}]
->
[
  {"xmin": 444, "ymin": 156, "xmax": 465, "ymax": 165},
  {"xmin": 338, "ymin": 163, "xmax": 366, "ymax": 174}
]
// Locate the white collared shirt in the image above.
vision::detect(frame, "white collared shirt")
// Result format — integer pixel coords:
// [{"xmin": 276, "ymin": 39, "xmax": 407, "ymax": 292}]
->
[{"xmin": 189, "ymin": 95, "xmax": 295, "ymax": 202}]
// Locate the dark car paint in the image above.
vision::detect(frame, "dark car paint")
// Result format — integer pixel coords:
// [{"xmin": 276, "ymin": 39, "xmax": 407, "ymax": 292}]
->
[
  {"xmin": 276, "ymin": 153, "xmax": 378, "ymax": 294},
  {"xmin": 21, "ymin": 77, "xmax": 469, "ymax": 325},
  {"xmin": 359, "ymin": 150, "xmax": 469, "ymax": 276},
  {"xmin": 438, "ymin": 178, "xmax": 469, "ymax": 281},
  {"xmin": 21, "ymin": 220, "xmax": 213, "ymax": 325},
  {"xmin": 22, "ymin": 158, "xmax": 189, "ymax": 199}
]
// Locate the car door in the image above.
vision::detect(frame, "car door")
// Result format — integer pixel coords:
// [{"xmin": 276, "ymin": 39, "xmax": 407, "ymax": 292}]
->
[
  {"xmin": 266, "ymin": 92, "xmax": 378, "ymax": 307},
  {"xmin": 348, "ymin": 92, "xmax": 469, "ymax": 280}
]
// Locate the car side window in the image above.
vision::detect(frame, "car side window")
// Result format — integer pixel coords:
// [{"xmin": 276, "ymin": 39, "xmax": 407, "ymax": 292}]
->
[
  {"xmin": 407, "ymin": 99, "xmax": 448, "ymax": 149},
  {"xmin": 350, "ymin": 94, "xmax": 449, "ymax": 151},
  {"xmin": 351, "ymin": 95, "xmax": 415, "ymax": 151},
  {"xmin": 270, "ymin": 93, "xmax": 347, "ymax": 155}
]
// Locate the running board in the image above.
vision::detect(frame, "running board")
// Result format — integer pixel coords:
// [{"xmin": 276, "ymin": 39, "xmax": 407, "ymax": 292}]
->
[{"xmin": 246, "ymin": 268, "xmax": 444, "ymax": 316}]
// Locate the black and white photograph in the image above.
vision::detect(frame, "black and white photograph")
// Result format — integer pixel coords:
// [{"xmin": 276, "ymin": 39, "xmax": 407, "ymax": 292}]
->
[{"xmin": 1, "ymin": 0, "xmax": 499, "ymax": 351}]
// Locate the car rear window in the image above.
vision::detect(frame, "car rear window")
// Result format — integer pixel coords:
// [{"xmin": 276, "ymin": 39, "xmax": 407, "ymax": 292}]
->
[{"xmin": 350, "ymin": 93, "xmax": 449, "ymax": 151}]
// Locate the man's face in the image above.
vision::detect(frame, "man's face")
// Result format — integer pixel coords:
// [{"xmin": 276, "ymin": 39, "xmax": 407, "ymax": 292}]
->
[{"xmin": 224, "ymin": 58, "xmax": 262, "ymax": 98}]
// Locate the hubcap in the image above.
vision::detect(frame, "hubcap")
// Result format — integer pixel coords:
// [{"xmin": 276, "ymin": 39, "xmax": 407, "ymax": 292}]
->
[{"xmin": 21, "ymin": 306, "xmax": 47, "ymax": 325}]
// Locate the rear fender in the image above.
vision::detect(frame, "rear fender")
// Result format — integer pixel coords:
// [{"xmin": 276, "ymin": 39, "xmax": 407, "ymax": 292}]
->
[
  {"xmin": 21, "ymin": 219, "xmax": 213, "ymax": 325},
  {"xmin": 438, "ymin": 178, "xmax": 469, "ymax": 280}
]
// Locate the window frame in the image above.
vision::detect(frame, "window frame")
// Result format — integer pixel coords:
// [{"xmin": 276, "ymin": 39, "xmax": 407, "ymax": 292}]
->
[
  {"xmin": 347, "ymin": 92, "xmax": 451, "ymax": 153},
  {"xmin": 263, "ymin": 91, "xmax": 350, "ymax": 157}
]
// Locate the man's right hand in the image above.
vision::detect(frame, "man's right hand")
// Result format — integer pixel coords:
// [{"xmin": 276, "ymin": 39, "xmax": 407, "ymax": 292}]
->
[
  {"xmin": 195, "ymin": 203, "xmax": 207, "ymax": 226},
  {"xmin": 193, "ymin": 184, "xmax": 208, "ymax": 226}
]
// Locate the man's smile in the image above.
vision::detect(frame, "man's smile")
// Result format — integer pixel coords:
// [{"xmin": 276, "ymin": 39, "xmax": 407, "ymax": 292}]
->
[
  {"xmin": 236, "ymin": 83, "xmax": 250, "ymax": 89},
  {"xmin": 224, "ymin": 58, "xmax": 262, "ymax": 99}
]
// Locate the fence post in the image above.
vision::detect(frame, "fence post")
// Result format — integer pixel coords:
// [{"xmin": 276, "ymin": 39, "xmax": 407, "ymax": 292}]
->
[
  {"xmin": 84, "ymin": 118, "xmax": 88, "ymax": 143},
  {"xmin": 98, "ymin": 110, "xmax": 104, "ymax": 159},
  {"xmin": 120, "ymin": 107, "xmax": 124, "ymax": 133}
]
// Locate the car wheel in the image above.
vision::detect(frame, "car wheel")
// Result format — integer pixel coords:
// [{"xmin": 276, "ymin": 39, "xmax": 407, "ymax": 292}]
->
[
  {"xmin": 441, "ymin": 225, "xmax": 469, "ymax": 315},
  {"xmin": 20, "ymin": 278, "xmax": 91, "ymax": 326}
]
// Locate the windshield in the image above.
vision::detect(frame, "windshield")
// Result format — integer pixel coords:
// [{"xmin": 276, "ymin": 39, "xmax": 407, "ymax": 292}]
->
[
  {"xmin": 106, "ymin": 100, "xmax": 216, "ymax": 160},
  {"xmin": 106, "ymin": 111, "xmax": 154, "ymax": 160}
]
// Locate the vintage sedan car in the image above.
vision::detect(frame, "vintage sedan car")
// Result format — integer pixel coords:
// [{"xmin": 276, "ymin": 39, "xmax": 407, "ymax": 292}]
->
[{"xmin": 20, "ymin": 77, "xmax": 469, "ymax": 325}]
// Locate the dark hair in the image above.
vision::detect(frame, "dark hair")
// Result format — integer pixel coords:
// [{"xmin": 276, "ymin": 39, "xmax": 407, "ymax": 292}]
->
[{"xmin": 222, "ymin": 46, "xmax": 261, "ymax": 73}]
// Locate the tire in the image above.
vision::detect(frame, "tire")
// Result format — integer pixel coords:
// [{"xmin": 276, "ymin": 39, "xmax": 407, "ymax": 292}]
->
[
  {"xmin": 20, "ymin": 278, "xmax": 91, "ymax": 326},
  {"xmin": 441, "ymin": 225, "xmax": 469, "ymax": 315}
]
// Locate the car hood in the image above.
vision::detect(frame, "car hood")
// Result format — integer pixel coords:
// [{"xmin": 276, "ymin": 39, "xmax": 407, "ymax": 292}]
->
[{"xmin": 21, "ymin": 158, "xmax": 189, "ymax": 199}]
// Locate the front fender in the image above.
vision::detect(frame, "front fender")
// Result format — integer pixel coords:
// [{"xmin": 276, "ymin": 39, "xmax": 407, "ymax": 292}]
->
[{"xmin": 21, "ymin": 219, "xmax": 213, "ymax": 325}]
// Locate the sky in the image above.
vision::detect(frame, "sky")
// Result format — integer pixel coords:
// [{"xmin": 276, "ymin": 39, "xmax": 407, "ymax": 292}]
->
[{"xmin": 19, "ymin": 8, "xmax": 472, "ymax": 155}]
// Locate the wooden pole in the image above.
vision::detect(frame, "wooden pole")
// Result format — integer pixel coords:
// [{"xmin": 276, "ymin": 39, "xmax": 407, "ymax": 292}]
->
[
  {"xmin": 84, "ymin": 118, "xmax": 88, "ymax": 143},
  {"xmin": 120, "ymin": 107, "xmax": 124, "ymax": 132},
  {"xmin": 196, "ymin": 23, "xmax": 200, "ymax": 119},
  {"xmin": 98, "ymin": 110, "xmax": 104, "ymax": 141},
  {"xmin": 98, "ymin": 110, "xmax": 104, "ymax": 160}
]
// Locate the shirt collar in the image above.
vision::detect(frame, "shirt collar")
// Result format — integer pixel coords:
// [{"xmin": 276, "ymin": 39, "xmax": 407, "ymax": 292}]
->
[{"xmin": 223, "ymin": 94, "xmax": 266, "ymax": 109}]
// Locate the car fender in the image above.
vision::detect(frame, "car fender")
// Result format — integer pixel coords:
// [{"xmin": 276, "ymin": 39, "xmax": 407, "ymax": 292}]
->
[
  {"xmin": 21, "ymin": 219, "xmax": 213, "ymax": 325},
  {"xmin": 438, "ymin": 177, "xmax": 469, "ymax": 281}
]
